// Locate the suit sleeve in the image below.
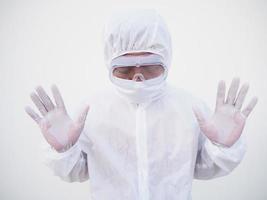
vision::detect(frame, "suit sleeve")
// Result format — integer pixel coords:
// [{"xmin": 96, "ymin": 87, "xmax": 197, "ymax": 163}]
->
[{"xmin": 42, "ymin": 131, "xmax": 89, "ymax": 182}]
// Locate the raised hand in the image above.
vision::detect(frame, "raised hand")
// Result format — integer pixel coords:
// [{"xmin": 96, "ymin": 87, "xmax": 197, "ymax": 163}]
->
[
  {"xmin": 25, "ymin": 85, "xmax": 89, "ymax": 152},
  {"xmin": 193, "ymin": 78, "xmax": 258, "ymax": 147}
]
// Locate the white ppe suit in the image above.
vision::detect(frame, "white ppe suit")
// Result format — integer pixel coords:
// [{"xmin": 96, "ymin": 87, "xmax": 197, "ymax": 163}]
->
[{"xmin": 44, "ymin": 9, "xmax": 246, "ymax": 200}]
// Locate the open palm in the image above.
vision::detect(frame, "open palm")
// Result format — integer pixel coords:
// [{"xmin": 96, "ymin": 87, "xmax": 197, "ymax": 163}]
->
[
  {"xmin": 193, "ymin": 78, "xmax": 258, "ymax": 147},
  {"xmin": 25, "ymin": 85, "xmax": 89, "ymax": 152}
]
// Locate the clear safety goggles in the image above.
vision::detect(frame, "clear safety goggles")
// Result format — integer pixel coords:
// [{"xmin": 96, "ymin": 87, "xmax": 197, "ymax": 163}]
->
[{"xmin": 110, "ymin": 54, "xmax": 167, "ymax": 80}]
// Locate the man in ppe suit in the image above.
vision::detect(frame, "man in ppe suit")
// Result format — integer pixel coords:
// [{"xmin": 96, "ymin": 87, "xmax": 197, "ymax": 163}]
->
[{"xmin": 25, "ymin": 9, "xmax": 258, "ymax": 200}]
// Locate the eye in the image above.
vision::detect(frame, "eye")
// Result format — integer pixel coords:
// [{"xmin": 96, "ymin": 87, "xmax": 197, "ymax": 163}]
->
[
  {"xmin": 143, "ymin": 65, "xmax": 164, "ymax": 73},
  {"xmin": 114, "ymin": 67, "xmax": 131, "ymax": 74}
]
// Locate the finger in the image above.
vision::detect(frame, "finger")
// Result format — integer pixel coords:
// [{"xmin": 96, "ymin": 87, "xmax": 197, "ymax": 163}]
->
[
  {"xmin": 234, "ymin": 83, "xmax": 249, "ymax": 110},
  {"xmin": 215, "ymin": 80, "xmax": 226, "ymax": 111},
  {"xmin": 226, "ymin": 77, "xmax": 240, "ymax": 105},
  {"xmin": 51, "ymin": 84, "xmax": 66, "ymax": 112},
  {"xmin": 30, "ymin": 92, "xmax": 48, "ymax": 116},
  {"xmin": 242, "ymin": 97, "xmax": 258, "ymax": 118},
  {"xmin": 35, "ymin": 86, "xmax": 55, "ymax": 111},
  {"xmin": 192, "ymin": 106, "xmax": 207, "ymax": 126},
  {"xmin": 24, "ymin": 106, "xmax": 42, "ymax": 124},
  {"xmin": 76, "ymin": 105, "xmax": 90, "ymax": 125}
]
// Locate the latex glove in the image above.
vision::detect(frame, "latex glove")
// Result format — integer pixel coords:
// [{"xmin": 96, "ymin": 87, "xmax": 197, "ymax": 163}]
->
[
  {"xmin": 25, "ymin": 85, "xmax": 89, "ymax": 152},
  {"xmin": 193, "ymin": 78, "xmax": 258, "ymax": 147}
]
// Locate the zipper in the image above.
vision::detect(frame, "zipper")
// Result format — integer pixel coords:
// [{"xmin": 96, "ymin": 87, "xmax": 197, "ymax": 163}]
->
[{"xmin": 135, "ymin": 104, "xmax": 149, "ymax": 200}]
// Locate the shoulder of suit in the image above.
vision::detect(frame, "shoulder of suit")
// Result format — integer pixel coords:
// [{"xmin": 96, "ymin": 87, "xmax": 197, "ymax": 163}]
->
[
  {"xmin": 81, "ymin": 86, "xmax": 119, "ymax": 106},
  {"xmin": 165, "ymin": 85, "xmax": 202, "ymax": 104},
  {"xmin": 164, "ymin": 84, "xmax": 211, "ymax": 115}
]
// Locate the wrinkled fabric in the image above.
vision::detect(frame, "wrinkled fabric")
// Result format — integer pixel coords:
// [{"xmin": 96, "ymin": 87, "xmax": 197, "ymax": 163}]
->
[
  {"xmin": 103, "ymin": 9, "xmax": 172, "ymax": 69},
  {"xmin": 44, "ymin": 85, "xmax": 246, "ymax": 200}
]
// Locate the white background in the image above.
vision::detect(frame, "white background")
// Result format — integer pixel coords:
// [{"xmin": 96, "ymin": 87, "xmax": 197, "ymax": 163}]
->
[{"xmin": 0, "ymin": 0, "xmax": 266, "ymax": 199}]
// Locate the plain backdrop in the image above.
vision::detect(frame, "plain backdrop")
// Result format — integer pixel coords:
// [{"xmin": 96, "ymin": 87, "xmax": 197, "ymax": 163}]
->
[{"xmin": 0, "ymin": 0, "xmax": 266, "ymax": 199}]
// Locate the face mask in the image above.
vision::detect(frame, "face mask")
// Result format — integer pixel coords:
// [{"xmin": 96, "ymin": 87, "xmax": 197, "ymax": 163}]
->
[{"xmin": 109, "ymin": 70, "xmax": 168, "ymax": 104}]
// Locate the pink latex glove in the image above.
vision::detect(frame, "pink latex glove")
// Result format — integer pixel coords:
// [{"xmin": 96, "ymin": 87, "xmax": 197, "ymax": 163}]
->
[
  {"xmin": 25, "ymin": 85, "xmax": 89, "ymax": 152},
  {"xmin": 193, "ymin": 78, "xmax": 258, "ymax": 147}
]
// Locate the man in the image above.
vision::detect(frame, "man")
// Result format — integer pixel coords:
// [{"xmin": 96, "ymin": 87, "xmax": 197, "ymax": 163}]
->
[{"xmin": 25, "ymin": 9, "xmax": 258, "ymax": 200}]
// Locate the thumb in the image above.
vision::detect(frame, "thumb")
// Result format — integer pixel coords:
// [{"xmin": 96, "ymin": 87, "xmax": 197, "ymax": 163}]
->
[
  {"xmin": 75, "ymin": 104, "xmax": 90, "ymax": 126},
  {"xmin": 192, "ymin": 105, "xmax": 207, "ymax": 127},
  {"xmin": 67, "ymin": 104, "xmax": 90, "ymax": 147}
]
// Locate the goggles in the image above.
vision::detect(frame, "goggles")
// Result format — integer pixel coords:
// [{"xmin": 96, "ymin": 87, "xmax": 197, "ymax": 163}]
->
[{"xmin": 110, "ymin": 54, "xmax": 167, "ymax": 80}]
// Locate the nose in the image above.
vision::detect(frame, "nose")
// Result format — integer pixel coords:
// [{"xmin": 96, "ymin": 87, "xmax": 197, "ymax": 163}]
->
[
  {"xmin": 131, "ymin": 67, "xmax": 145, "ymax": 82},
  {"xmin": 133, "ymin": 67, "xmax": 142, "ymax": 74}
]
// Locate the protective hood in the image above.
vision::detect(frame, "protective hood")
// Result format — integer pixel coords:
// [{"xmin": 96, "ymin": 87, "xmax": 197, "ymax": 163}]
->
[{"xmin": 103, "ymin": 9, "xmax": 172, "ymax": 69}]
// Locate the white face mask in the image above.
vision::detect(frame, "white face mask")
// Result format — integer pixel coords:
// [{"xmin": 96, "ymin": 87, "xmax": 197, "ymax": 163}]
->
[{"xmin": 109, "ymin": 70, "xmax": 168, "ymax": 104}]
